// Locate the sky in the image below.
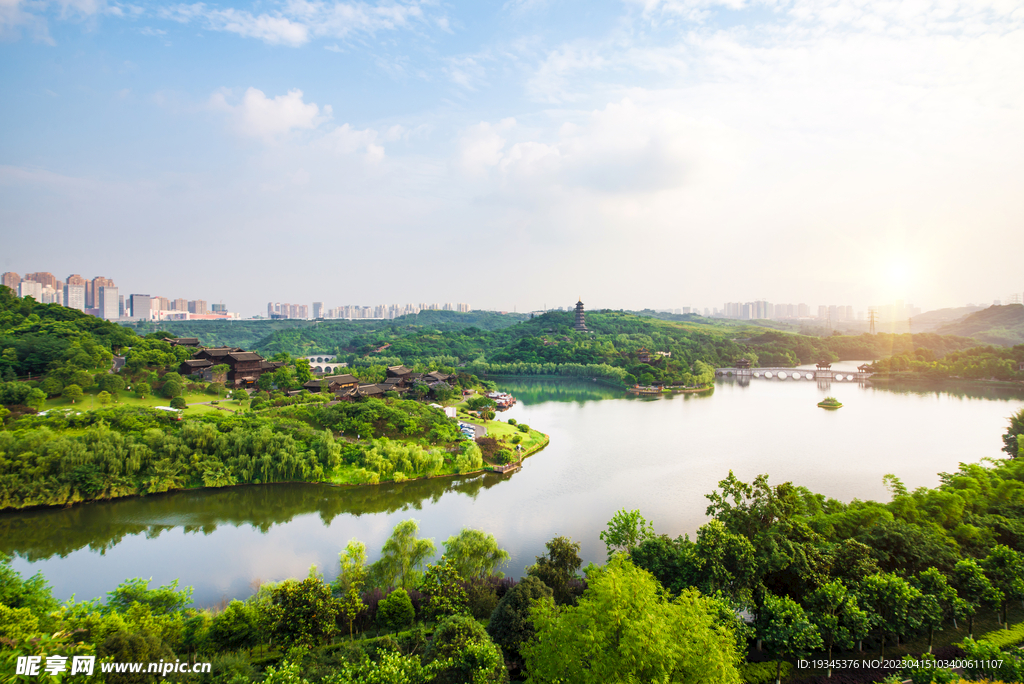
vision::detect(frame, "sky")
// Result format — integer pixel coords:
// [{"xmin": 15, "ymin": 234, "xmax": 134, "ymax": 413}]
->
[{"xmin": 1, "ymin": 0, "xmax": 1022, "ymax": 317}]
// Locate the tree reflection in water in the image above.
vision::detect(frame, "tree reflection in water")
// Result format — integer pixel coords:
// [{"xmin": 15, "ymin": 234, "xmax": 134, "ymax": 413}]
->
[{"xmin": 0, "ymin": 473, "xmax": 508, "ymax": 562}]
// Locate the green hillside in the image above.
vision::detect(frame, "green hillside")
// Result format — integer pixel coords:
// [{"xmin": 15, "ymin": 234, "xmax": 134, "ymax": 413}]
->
[{"xmin": 936, "ymin": 304, "xmax": 1024, "ymax": 346}]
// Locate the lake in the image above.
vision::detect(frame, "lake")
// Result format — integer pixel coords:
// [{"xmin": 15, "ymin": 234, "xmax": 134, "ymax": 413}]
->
[{"xmin": 4, "ymin": 368, "xmax": 1023, "ymax": 606}]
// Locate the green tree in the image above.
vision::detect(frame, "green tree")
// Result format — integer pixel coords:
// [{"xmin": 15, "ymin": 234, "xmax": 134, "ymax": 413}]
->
[
  {"xmin": 106, "ymin": 577, "xmax": 193, "ymax": 614},
  {"xmin": 170, "ymin": 397, "xmax": 186, "ymax": 409},
  {"xmin": 273, "ymin": 366, "xmax": 296, "ymax": 391},
  {"xmin": 807, "ymin": 580, "xmax": 869, "ymax": 677},
  {"xmin": 982, "ymin": 544, "xmax": 1024, "ymax": 629},
  {"xmin": 486, "ymin": 575, "xmax": 553, "ymax": 665},
  {"xmin": 97, "ymin": 374, "xmax": 125, "ymax": 396},
  {"xmin": 232, "ymin": 389, "xmax": 248, "ymax": 403},
  {"xmin": 421, "ymin": 557, "xmax": 469, "ymax": 622},
  {"xmin": 523, "ymin": 555, "xmax": 741, "ymax": 684},
  {"xmin": 270, "ymin": 570, "xmax": 339, "ymax": 649},
  {"xmin": 335, "ymin": 540, "xmax": 367, "ymax": 640},
  {"xmin": 443, "ymin": 528, "xmax": 510, "ymax": 579},
  {"xmin": 295, "ymin": 359, "xmax": 313, "ymax": 384},
  {"xmin": 599, "ymin": 509, "xmax": 655, "ymax": 560},
  {"xmin": 1003, "ymin": 408, "xmax": 1024, "ymax": 456},
  {"xmin": 39, "ymin": 377, "xmax": 63, "ymax": 397},
  {"xmin": 371, "ymin": 519, "xmax": 436, "ymax": 590},
  {"xmin": 953, "ymin": 558, "xmax": 1003, "ymax": 638},
  {"xmin": 134, "ymin": 382, "xmax": 151, "ymax": 399},
  {"xmin": 25, "ymin": 387, "xmax": 46, "ymax": 410},
  {"xmin": 913, "ymin": 567, "xmax": 967, "ymax": 652},
  {"xmin": 429, "ymin": 613, "xmax": 508, "ymax": 684},
  {"xmin": 858, "ymin": 572, "xmax": 923, "ymax": 657},
  {"xmin": 71, "ymin": 369, "xmax": 94, "ymax": 390},
  {"xmin": 96, "ymin": 390, "xmax": 112, "ymax": 407},
  {"xmin": 206, "ymin": 382, "xmax": 224, "ymax": 397},
  {"xmin": 377, "ymin": 588, "xmax": 416, "ymax": 633},
  {"xmin": 756, "ymin": 592, "xmax": 823, "ymax": 684},
  {"xmin": 62, "ymin": 384, "xmax": 83, "ymax": 403},
  {"xmin": 527, "ymin": 536, "xmax": 583, "ymax": 605},
  {"xmin": 209, "ymin": 600, "xmax": 258, "ymax": 653},
  {"xmin": 161, "ymin": 373, "xmax": 184, "ymax": 399}
]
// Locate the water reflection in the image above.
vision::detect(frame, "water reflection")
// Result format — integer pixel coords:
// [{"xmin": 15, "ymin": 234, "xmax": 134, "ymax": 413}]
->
[{"xmin": 0, "ymin": 474, "xmax": 508, "ymax": 562}]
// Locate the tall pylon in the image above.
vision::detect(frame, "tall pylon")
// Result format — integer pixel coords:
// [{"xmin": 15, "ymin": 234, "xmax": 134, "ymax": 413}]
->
[{"xmin": 868, "ymin": 307, "xmax": 879, "ymax": 335}]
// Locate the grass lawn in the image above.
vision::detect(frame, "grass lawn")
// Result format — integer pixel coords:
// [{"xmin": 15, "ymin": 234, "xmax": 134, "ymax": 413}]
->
[{"xmin": 42, "ymin": 389, "xmax": 235, "ymax": 412}]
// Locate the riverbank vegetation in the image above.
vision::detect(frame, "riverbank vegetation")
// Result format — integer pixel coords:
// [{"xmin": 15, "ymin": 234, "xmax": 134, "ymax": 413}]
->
[
  {"xmin": 6, "ymin": 414, "xmax": 1024, "ymax": 683},
  {"xmin": 0, "ymin": 287, "xmax": 549, "ymax": 509},
  {"xmin": 868, "ymin": 344, "xmax": 1024, "ymax": 384}
]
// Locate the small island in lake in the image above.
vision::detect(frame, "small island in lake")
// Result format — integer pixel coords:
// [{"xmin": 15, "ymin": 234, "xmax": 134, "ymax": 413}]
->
[{"xmin": 817, "ymin": 396, "xmax": 843, "ymax": 409}]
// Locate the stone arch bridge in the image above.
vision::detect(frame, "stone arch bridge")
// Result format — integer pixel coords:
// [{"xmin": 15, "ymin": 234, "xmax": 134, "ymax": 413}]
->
[{"xmin": 715, "ymin": 367, "xmax": 873, "ymax": 381}]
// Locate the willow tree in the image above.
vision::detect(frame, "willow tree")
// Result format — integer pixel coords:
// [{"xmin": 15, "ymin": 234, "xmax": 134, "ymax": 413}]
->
[{"xmin": 523, "ymin": 555, "xmax": 741, "ymax": 684}]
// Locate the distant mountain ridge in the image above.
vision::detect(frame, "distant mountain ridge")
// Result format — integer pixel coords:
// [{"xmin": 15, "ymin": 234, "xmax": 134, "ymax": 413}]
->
[{"xmin": 936, "ymin": 304, "xmax": 1024, "ymax": 346}]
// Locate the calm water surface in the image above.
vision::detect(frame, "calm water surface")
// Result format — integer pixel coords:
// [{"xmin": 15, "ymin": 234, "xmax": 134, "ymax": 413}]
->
[{"xmin": 4, "ymin": 369, "xmax": 1023, "ymax": 606}]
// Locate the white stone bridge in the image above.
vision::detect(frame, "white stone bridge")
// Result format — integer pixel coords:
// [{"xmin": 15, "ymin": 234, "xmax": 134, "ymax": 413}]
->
[{"xmin": 715, "ymin": 367, "xmax": 873, "ymax": 381}]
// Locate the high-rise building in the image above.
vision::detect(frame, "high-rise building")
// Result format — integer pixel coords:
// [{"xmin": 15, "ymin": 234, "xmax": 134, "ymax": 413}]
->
[
  {"xmin": 1, "ymin": 272, "xmax": 20, "ymax": 291},
  {"xmin": 24, "ymin": 272, "xmax": 58, "ymax": 290},
  {"xmin": 98, "ymin": 286, "xmax": 119, "ymax": 320},
  {"xmin": 188, "ymin": 300, "xmax": 207, "ymax": 314},
  {"xmin": 18, "ymin": 281, "xmax": 43, "ymax": 299},
  {"xmin": 153, "ymin": 296, "xmax": 170, "ymax": 311},
  {"xmin": 211, "ymin": 303, "xmax": 227, "ymax": 312},
  {"xmin": 65, "ymin": 274, "xmax": 88, "ymax": 298},
  {"xmin": 129, "ymin": 294, "xmax": 151, "ymax": 320},
  {"xmin": 845, "ymin": 305, "xmax": 854, "ymax": 321},
  {"xmin": 457, "ymin": 303, "xmax": 471, "ymax": 313},
  {"xmin": 88, "ymin": 277, "xmax": 115, "ymax": 309},
  {"xmin": 119, "ymin": 295, "xmax": 125, "ymax": 318},
  {"xmin": 313, "ymin": 302, "xmax": 323, "ymax": 319},
  {"xmin": 64, "ymin": 284, "xmax": 85, "ymax": 311}
]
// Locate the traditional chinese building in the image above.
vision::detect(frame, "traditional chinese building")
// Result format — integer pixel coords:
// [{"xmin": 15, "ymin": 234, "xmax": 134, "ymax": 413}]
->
[{"xmin": 574, "ymin": 299, "xmax": 588, "ymax": 332}]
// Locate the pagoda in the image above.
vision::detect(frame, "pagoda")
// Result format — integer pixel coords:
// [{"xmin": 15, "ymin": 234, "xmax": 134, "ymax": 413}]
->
[{"xmin": 574, "ymin": 298, "xmax": 588, "ymax": 332}]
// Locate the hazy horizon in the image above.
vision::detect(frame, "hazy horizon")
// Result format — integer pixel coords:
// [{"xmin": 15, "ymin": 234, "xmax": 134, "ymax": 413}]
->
[{"xmin": 2, "ymin": 0, "xmax": 1021, "ymax": 317}]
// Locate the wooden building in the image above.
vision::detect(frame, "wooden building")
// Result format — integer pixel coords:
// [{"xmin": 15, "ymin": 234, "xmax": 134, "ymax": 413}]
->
[
  {"xmin": 225, "ymin": 351, "xmax": 264, "ymax": 385},
  {"xmin": 302, "ymin": 374, "xmax": 359, "ymax": 393},
  {"xmin": 179, "ymin": 359, "xmax": 213, "ymax": 376}
]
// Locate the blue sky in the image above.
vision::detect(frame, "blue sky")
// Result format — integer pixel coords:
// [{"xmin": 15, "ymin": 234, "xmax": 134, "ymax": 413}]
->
[{"xmin": 2, "ymin": 0, "xmax": 1022, "ymax": 316}]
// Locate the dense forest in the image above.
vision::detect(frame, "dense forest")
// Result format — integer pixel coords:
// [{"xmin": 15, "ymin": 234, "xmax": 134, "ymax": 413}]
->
[
  {"xmin": 153, "ymin": 308, "xmax": 990, "ymax": 387},
  {"xmin": 3, "ymin": 411, "xmax": 1024, "ymax": 683},
  {"xmin": 0, "ymin": 287, "xmax": 537, "ymax": 509}
]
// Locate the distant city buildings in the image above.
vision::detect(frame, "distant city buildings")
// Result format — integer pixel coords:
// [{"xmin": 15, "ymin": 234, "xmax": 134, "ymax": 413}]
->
[{"xmin": 269, "ymin": 301, "xmax": 471, "ymax": 320}]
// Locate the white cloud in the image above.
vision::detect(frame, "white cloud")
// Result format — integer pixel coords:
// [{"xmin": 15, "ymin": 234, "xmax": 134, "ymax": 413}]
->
[
  {"xmin": 210, "ymin": 87, "xmax": 331, "ymax": 139},
  {"xmin": 161, "ymin": 3, "xmax": 309, "ymax": 45},
  {"xmin": 457, "ymin": 118, "xmax": 516, "ymax": 174},
  {"xmin": 158, "ymin": 0, "xmax": 438, "ymax": 46},
  {"xmin": 320, "ymin": 123, "xmax": 383, "ymax": 161}
]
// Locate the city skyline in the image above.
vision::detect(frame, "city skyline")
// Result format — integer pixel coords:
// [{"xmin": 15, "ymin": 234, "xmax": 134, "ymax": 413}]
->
[
  {"xmin": 4, "ymin": 267, "xmax": 1018, "ymax": 322},
  {"xmin": 2, "ymin": 1, "xmax": 1021, "ymax": 315}
]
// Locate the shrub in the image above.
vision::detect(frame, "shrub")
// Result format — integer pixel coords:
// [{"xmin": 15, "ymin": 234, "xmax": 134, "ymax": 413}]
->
[
  {"xmin": 517, "ymin": 424, "xmax": 529, "ymax": 433},
  {"xmin": 169, "ymin": 397, "xmax": 186, "ymax": 409},
  {"xmin": 739, "ymin": 661, "xmax": 794, "ymax": 684},
  {"xmin": 507, "ymin": 418, "xmax": 516, "ymax": 425},
  {"xmin": 377, "ymin": 588, "xmax": 415, "ymax": 633},
  {"xmin": 976, "ymin": 622, "xmax": 1024, "ymax": 649}
]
